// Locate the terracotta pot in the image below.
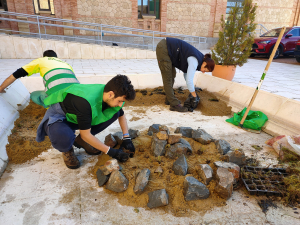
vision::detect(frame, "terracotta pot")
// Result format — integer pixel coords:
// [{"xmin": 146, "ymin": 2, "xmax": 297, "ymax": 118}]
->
[{"xmin": 212, "ymin": 65, "xmax": 237, "ymax": 81}]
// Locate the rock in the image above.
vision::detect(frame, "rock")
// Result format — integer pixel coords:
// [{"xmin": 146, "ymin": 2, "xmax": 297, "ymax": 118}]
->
[
  {"xmin": 214, "ymin": 161, "xmax": 240, "ymax": 184},
  {"xmin": 168, "ymin": 133, "xmax": 182, "ymax": 144},
  {"xmin": 214, "ymin": 168, "xmax": 234, "ymax": 199},
  {"xmin": 99, "ymin": 159, "xmax": 120, "ymax": 175},
  {"xmin": 147, "ymin": 124, "xmax": 161, "ymax": 136},
  {"xmin": 172, "ymin": 155, "xmax": 188, "ymax": 176},
  {"xmin": 134, "ymin": 169, "xmax": 151, "ymax": 194},
  {"xmin": 165, "ymin": 142, "xmax": 192, "ymax": 159},
  {"xmin": 174, "ymin": 127, "xmax": 193, "ymax": 138},
  {"xmin": 226, "ymin": 148, "xmax": 246, "ymax": 166},
  {"xmin": 151, "ymin": 134, "xmax": 167, "ymax": 156},
  {"xmin": 154, "ymin": 166, "xmax": 163, "ymax": 173},
  {"xmin": 159, "ymin": 125, "xmax": 170, "ymax": 134},
  {"xmin": 192, "ymin": 129, "xmax": 214, "ymax": 145},
  {"xmin": 179, "ymin": 139, "xmax": 193, "ymax": 151},
  {"xmin": 112, "ymin": 131, "xmax": 123, "ymax": 145},
  {"xmin": 104, "ymin": 134, "xmax": 117, "ymax": 148},
  {"xmin": 197, "ymin": 164, "xmax": 213, "ymax": 185},
  {"xmin": 183, "ymin": 176, "xmax": 210, "ymax": 201},
  {"xmin": 96, "ymin": 169, "xmax": 109, "ymax": 187},
  {"xmin": 156, "ymin": 131, "xmax": 168, "ymax": 140},
  {"xmin": 147, "ymin": 189, "xmax": 169, "ymax": 208},
  {"xmin": 215, "ymin": 139, "xmax": 231, "ymax": 155},
  {"xmin": 129, "ymin": 129, "xmax": 140, "ymax": 139},
  {"xmin": 106, "ymin": 171, "xmax": 129, "ymax": 193}
]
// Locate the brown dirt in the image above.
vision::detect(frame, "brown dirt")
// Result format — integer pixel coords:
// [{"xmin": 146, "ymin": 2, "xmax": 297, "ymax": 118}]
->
[
  {"xmin": 125, "ymin": 87, "xmax": 232, "ymax": 116},
  {"xmin": 91, "ymin": 135, "xmax": 227, "ymax": 217},
  {"xmin": 6, "ymin": 100, "xmax": 52, "ymax": 164}
]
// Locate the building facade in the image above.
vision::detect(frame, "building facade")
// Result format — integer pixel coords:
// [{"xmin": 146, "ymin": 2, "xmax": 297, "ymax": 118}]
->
[{"xmin": 0, "ymin": 0, "xmax": 300, "ymax": 37}]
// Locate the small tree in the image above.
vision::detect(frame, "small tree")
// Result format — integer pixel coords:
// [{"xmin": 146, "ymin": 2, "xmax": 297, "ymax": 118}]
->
[{"xmin": 212, "ymin": 0, "xmax": 257, "ymax": 66}]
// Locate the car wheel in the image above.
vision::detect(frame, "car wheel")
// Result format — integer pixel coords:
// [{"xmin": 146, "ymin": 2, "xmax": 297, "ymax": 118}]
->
[
  {"xmin": 296, "ymin": 57, "xmax": 300, "ymax": 63},
  {"xmin": 269, "ymin": 45, "xmax": 281, "ymax": 59},
  {"xmin": 250, "ymin": 54, "xmax": 255, "ymax": 57}
]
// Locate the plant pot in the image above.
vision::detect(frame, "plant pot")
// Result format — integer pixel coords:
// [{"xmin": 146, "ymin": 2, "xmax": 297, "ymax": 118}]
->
[{"xmin": 212, "ymin": 65, "xmax": 237, "ymax": 81}]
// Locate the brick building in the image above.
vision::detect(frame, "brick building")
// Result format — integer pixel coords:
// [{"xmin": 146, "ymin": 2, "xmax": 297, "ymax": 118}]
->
[{"xmin": 0, "ymin": 0, "xmax": 300, "ymax": 38}]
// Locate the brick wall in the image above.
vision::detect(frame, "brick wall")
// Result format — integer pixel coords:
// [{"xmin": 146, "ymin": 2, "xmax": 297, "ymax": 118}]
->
[{"xmin": 1, "ymin": 0, "xmax": 300, "ymax": 38}]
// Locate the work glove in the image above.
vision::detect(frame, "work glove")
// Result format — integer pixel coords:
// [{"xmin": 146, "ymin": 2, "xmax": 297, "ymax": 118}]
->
[
  {"xmin": 184, "ymin": 94, "xmax": 200, "ymax": 112},
  {"xmin": 120, "ymin": 137, "xmax": 135, "ymax": 158},
  {"xmin": 107, "ymin": 148, "xmax": 130, "ymax": 162}
]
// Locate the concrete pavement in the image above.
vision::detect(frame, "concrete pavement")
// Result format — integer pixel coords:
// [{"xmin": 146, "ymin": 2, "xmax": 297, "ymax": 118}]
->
[{"xmin": 0, "ymin": 57, "xmax": 299, "ymax": 101}]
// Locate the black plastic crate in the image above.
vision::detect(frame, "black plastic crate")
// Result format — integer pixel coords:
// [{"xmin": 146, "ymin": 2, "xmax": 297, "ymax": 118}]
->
[{"xmin": 241, "ymin": 166, "xmax": 288, "ymax": 197}]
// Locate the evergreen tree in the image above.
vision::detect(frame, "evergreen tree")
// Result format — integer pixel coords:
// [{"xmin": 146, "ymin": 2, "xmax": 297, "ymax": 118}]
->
[{"xmin": 212, "ymin": 0, "xmax": 257, "ymax": 66}]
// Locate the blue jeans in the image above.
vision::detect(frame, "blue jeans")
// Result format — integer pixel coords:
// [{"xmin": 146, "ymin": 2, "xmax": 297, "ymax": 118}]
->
[{"xmin": 43, "ymin": 111, "xmax": 121, "ymax": 152}]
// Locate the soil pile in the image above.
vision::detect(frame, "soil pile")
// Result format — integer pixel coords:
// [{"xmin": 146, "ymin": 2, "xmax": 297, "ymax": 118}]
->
[
  {"xmin": 125, "ymin": 87, "xmax": 232, "ymax": 116},
  {"xmin": 6, "ymin": 101, "xmax": 51, "ymax": 164},
  {"xmin": 91, "ymin": 135, "xmax": 227, "ymax": 217}
]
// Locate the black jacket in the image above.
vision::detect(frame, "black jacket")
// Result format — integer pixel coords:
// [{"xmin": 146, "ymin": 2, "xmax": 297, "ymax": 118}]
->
[{"xmin": 166, "ymin": 37, "xmax": 204, "ymax": 73}]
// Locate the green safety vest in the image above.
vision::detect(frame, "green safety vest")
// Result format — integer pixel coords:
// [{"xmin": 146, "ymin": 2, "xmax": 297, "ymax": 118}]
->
[{"xmin": 44, "ymin": 84, "xmax": 124, "ymax": 126}]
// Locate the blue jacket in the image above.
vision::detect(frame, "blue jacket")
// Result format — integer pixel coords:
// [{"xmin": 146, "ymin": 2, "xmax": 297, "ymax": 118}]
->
[{"xmin": 166, "ymin": 37, "xmax": 204, "ymax": 73}]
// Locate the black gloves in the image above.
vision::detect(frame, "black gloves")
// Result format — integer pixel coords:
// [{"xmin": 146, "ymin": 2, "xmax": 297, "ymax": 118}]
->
[
  {"xmin": 184, "ymin": 94, "xmax": 200, "ymax": 112},
  {"xmin": 107, "ymin": 148, "xmax": 129, "ymax": 162},
  {"xmin": 120, "ymin": 137, "xmax": 135, "ymax": 158}
]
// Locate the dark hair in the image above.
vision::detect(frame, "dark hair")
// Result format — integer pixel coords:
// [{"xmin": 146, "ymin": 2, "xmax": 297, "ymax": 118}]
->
[
  {"xmin": 43, "ymin": 50, "xmax": 57, "ymax": 58},
  {"xmin": 203, "ymin": 54, "xmax": 215, "ymax": 72},
  {"xmin": 104, "ymin": 74, "xmax": 136, "ymax": 100}
]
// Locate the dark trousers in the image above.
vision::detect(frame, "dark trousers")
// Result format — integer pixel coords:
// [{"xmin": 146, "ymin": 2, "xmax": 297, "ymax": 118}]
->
[
  {"xmin": 44, "ymin": 111, "xmax": 121, "ymax": 152},
  {"xmin": 156, "ymin": 39, "xmax": 179, "ymax": 106}
]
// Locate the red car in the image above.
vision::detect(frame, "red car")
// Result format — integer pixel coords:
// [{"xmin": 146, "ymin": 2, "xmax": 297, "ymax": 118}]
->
[
  {"xmin": 295, "ymin": 39, "xmax": 300, "ymax": 63},
  {"xmin": 251, "ymin": 26, "xmax": 300, "ymax": 59}
]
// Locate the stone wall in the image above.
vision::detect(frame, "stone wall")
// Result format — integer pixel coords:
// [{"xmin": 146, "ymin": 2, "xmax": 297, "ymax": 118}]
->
[{"xmin": 253, "ymin": 0, "xmax": 299, "ymax": 30}]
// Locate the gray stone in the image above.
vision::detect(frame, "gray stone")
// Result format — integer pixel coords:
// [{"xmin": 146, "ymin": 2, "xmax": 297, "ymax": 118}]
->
[
  {"xmin": 112, "ymin": 131, "xmax": 123, "ymax": 145},
  {"xmin": 172, "ymin": 155, "xmax": 188, "ymax": 176},
  {"xmin": 168, "ymin": 133, "xmax": 182, "ymax": 144},
  {"xmin": 151, "ymin": 134, "xmax": 167, "ymax": 156},
  {"xmin": 183, "ymin": 176, "xmax": 210, "ymax": 201},
  {"xmin": 99, "ymin": 159, "xmax": 120, "ymax": 175},
  {"xmin": 197, "ymin": 164, "xmax": 213, "ymax": 185},
  {"xmin": 134, "ymin": 169, "xmax": 151, "ymax": 194},
  {"xmin": 214, "ymin": 161, "xmax": 240, "ymax": 184},
  {"xmin": 165, "ymin": 142, "xmax": 192, "ymax": 159},
  {"xmin": 147, "ymin": 189, "xmax": 169, "ymax": 208},
  {"xmin": 159, "ymin": 125, "xmax": 170, "ymax": 134},
  {"xmin": 179, "ymin": 139, "xmax": 193, "ymax": 151},
  {"xmin": 174, "ymin": 127, "xmax": 193, "ymax": 138},
  {"xmin": 192, "ymin": 129, "xmax": 214, "ymax": 145},
  {"xmin": 96, "ymin": 169, "xmax": 109, "ymax": 187},
  {"xmin": 215, "ymin": 168, "xmax": 234, "ymax": 199},
  {"xmin": 226, "ymin": 148, "xmax": 246, "ymax": 166},
  {"xmin": 147, "ymin": 124, "xmax": 161, "ymax": 136},
  {"xmin": 104, "ymin": 134, "xmax": 117, "ymax": 148},
  {"xmin": 129, "ymin": 129, "xmax": 140, "ymax": 139},
  {"xmin": 215, "ymin": 139, "xmax": 231, "ymax": 155},
  {"xmin": 106, "ymin": 171, "xmax": 129, "ymax": 193}
]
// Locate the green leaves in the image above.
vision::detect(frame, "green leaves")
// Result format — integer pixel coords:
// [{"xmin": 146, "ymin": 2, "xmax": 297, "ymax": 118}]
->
[{"xmin": 212, "ymin": 0, "xmax": 257, "ymax": 66}]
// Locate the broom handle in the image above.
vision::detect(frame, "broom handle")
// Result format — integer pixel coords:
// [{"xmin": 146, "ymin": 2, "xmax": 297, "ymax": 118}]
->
[{"xmin": 239, "ymin": 26, "xmax": 286, "ymax": 127}]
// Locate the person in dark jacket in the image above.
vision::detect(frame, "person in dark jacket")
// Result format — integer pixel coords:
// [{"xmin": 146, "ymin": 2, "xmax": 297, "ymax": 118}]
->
[{"xmin": 156, "ymin": 37, "xmax": 215, "ymax": 112}]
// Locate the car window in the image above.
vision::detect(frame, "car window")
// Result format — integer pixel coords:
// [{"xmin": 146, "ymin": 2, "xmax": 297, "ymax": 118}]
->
[
  {"xmin": 261, "ymin": 28, "xmax": 290, "ymax": 37},
  {"xmin": 288, "ymin": 28, "xmax": 300, "ymax": 37}
]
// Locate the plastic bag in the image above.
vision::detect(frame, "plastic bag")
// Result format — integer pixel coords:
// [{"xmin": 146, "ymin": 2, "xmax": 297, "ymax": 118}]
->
[
  {"xmin": 226, "ymin": 107, "xmax": 268, "ymax": 131},
  {"xmin": 266, "ymin": 135, "xmax": 300, "ymax": 156}
]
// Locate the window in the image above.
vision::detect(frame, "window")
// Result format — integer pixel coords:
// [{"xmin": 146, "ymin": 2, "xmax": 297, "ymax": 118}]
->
[
  {"xmin": 226, "ymin": 0, "xmax": 244, "ymax": 21},
  {"xmin": 288, "ymin": 28, "xmax": 300, "ymax": 37},
  {"xmin": 138, "ymin": 0, "xmax": 160, "ymax": 19},
  {"xmin": 0, "ymin": 0, "xmax": 8, "ymax": 11},
  {"xmin": 33, "ymin": 0, "xmax": 55, "ymax": 14}
]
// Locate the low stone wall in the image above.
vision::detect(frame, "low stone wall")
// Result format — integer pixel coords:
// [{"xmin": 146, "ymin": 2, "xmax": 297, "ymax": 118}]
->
[{"xmin": 0, "ymin": 33, "xmax": 156, "ymax": 59}]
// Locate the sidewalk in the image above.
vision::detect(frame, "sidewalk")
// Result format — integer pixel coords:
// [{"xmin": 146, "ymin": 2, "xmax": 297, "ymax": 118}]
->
[{"xmin": 0, "ymin": 58, "xmax": 299, "ymax": 101}]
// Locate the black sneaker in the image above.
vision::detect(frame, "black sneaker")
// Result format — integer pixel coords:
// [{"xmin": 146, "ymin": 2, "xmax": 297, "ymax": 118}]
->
[{"xmin": 169, "ymin": 104, "xmax": 188, "ymax": 112}]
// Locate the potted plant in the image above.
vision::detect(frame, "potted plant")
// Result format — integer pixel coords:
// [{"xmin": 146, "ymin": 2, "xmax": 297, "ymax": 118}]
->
[{"xmin": 211, "ymin": 0, "xmax": 257, "ymax": 81}]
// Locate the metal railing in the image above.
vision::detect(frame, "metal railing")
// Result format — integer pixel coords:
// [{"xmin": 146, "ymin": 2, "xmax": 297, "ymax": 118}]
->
[
  {"xmin": 255, "ymin": 24, "xmax": 268, "ymax": 36},
  {"xmin": 0, "ymin": 11, "xmax": 207, "ymax": 51}
]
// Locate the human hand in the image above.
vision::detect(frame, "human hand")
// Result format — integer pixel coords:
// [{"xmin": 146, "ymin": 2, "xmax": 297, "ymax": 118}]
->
[
  {"xmin": 107, "ymin": 148, "xmax": 130, "ymax": 162},
  {"xmin": 120, "ymin": 137, "xmax": 135, "ymax": 158}
]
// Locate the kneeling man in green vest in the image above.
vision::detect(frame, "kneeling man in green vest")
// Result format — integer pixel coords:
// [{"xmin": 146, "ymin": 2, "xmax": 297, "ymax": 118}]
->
[{"xmin": 36, "ymin": 75, "xmax": 136, "ymax": 169}]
